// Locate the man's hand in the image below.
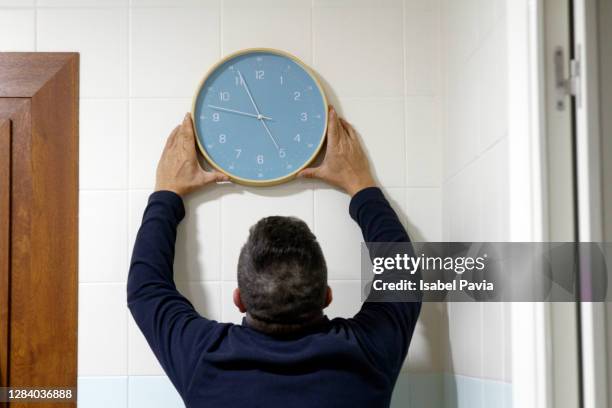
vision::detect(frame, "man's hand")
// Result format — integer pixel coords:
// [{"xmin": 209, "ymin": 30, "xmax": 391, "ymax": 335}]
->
[
  {"xmin": 298, "ymin": 106, "xmax": 376, "ymax": 196},
  {"xmin": 155, "ymin": 113, "xmax": 228, "ymax": 197}
]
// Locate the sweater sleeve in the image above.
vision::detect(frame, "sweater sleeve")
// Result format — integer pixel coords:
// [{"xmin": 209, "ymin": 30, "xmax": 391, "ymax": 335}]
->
[
  {"xmin": 127, "ymin": 191, "xmax": 220, "ymax": 396},
  {"xmin": 347, "ymin": 187, "xmax": 422, "ymax": 376}
]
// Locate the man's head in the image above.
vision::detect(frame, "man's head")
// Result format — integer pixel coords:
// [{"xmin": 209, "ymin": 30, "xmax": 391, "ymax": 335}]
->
[{"xmin": 234, "ymin": 216, "xmax": 332, "ymax": 333}]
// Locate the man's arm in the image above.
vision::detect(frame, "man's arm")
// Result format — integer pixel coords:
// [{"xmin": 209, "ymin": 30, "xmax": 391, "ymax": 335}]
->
[
  {"xmin": 348, "ymin": 187, "xmax": 421, "ymax": 375},
  {"xmin": 127, "ymin": 114, "xmax": 227, "ymax": 395},
  {"xmin": 300, "ymin": 106, "xmax": 421, "ymax": 376}
]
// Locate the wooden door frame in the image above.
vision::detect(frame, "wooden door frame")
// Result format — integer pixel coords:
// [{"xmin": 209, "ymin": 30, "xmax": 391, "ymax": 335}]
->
[
  {"xmin": 0, "ymin": 119, "xmax": 10, "ymax": 396},
  {"xmin": 0, "ymin": 53, "xmax": 78, "ymax": 405}
]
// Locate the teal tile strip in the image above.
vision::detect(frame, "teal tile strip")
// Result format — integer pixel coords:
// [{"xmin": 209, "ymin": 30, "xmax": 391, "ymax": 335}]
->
[
  {"xmin": 78, "ymin": 376, "xmax": 128, "ymax": 408},
  {"xmin": 391, "ymin": 372, "xmax": 512, "ymax": 408},
  {"xmin": 77, "ymin": 373, "xmax": 511, "ymax": 408}
]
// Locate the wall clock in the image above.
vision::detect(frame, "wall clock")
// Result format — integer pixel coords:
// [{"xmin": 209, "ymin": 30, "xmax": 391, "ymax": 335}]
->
[{"xmin": 192, "ymin": 48, "xmax": 328, "ymax": 186}]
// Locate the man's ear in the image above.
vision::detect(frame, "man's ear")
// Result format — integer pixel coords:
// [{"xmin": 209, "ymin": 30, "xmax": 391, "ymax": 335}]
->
[
  {"xmin": 324, "ymin": 286, "xmax": 333, "ymax": 308},
  {"xmin": 233, "ymin": 288, "xmax": 247, "ymax": 313}
]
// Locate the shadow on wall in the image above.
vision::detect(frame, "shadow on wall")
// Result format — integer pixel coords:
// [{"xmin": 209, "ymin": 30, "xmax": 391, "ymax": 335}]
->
[{"xmin": 382, "ymin": 191, "xmax": 457, "ymax": 408}]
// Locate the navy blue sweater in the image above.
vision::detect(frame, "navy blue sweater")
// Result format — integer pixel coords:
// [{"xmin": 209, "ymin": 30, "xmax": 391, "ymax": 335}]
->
[{"xmin": 127, "ymin": 187, "xmax": 421, "ymax": 408}]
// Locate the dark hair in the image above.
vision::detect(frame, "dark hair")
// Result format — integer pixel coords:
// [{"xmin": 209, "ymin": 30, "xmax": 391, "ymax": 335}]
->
[{"xmin": 238, "ymin": 216, "xmax": 327, "ymax": 331}]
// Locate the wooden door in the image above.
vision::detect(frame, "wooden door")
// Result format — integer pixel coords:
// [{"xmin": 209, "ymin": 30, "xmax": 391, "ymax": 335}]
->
[{"xmin": 0, "ymin": 53, "xmax": 78, "ymax": 407}]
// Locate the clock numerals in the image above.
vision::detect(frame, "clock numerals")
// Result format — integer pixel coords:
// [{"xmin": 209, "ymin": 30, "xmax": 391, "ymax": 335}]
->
[
  {"xmin": 196, "ymin": 51, "xmax": 326, "ymax": 183},
  {"xmin": 219, "ymin": 91, "xmax": 230, "ymax": 101}
]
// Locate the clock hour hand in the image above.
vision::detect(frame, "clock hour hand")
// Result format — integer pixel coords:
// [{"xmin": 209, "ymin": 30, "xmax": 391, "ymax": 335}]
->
[{"xmin": 207, "ymin": 104, "xmax": 272, "ymax": 121}]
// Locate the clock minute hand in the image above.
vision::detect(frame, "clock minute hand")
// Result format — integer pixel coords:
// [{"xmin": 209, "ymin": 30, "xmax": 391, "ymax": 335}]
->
[
  {"xmin": 260, "ymin": 118, "xmax": 280, "ymax": 151},
  {"xmin": 207, "ymin": 105, "xmax": 272, "ymax": 120},
  {"xmin": 236, "ymin": 70, "xmax": 281, "ymax": 151}
]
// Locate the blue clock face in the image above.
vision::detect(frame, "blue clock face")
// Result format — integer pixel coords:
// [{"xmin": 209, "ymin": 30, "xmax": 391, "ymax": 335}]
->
[{"xmin": 193, "ymin": 49, "xmax": 327, "ymax": 185}]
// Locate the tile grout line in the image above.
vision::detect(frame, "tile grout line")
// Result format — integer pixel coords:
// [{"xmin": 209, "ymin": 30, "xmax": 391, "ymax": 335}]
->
[
  {"xmin": 310, "ymin": 0, "xmax": 315, "ymax": 230},
  {"xmin": 218, "ymin": 0, "xmax": 225, "ymax": 319},
  {"xmin": 401, "ymin": 0, "xmax": 408, "ymax": 214},
  {"xmin": 441, "ymin": 135, "xmax": 506, "ymax": 185},
  {"xmin": 33, "ymin": 0, "xmax": 38, "ymax": 51},
  {"xmin": 218, "ymin": 0, "xmax": 223, "ymax": 57},
  {"xmin": 126, "ymin": 0, "xmax": 133, "ymax": 401}
]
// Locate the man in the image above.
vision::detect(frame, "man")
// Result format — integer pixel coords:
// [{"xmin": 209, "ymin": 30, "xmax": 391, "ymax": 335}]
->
[{"xmin": 127, "ymin": 106, "xmax": 421, "ymax": 407}]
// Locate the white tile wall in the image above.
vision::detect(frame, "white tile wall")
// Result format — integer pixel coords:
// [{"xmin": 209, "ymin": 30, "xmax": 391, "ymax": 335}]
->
[
  {"xmin": 405, "ymin": 96, "xmax": 442, "ymax": 187},
  {"xmin": 130, "ymin": 4, "xmax": 220, "ymax": 98},
  {"xmin": 80, "ymin": 99, "xmax": 129, "ymax": 189},
  {"xmin": 37, "ymin": 8, "xmax": 128, "ymax": 97},
  {"xmin": 314, "ymin": 188, "xmax": 363, "ymax": 280},
  {"xmin": 405, "ymin": 188, "xmax": 442, "ymax": 242},
  {"xmin": 220, "ymin": 186, "xmax": 313, "ymax": 280},
  {"xmin": 220, "ymin": 280, "xmax": 243, "ymax": 324},
  {"xmin": 129, "ymin": 99, "xmax": 191, "ymax": 189},
  {"xmin": 79, "ymin": 284, "xmax": 128, "ymax": 376},
  {"xmin": 39, "ymin": 0, "xmax": 127, "ymax": 6},
  {"xmin": 127, "ymin": 317, "xmax": 164, "ymax": 376},
  {"xmin": 174, "ymin": 190, "xmax": 223, "ymax": 281},
  {"xmin": 0, "ymin": 0, "xmax": 34, "ymax": 6},
  {"xmin": 478, "ymin": 21, "xmax": 508, "ymax": 150},
  {"xmin": 0, "ymin": 9, "xmax": 35, "ymax": 51},
  {"xmin": 441, "ymin": 0, "xmax": 511, "ymax": 391},
  {"xmin": 312, "ymin": 0, "xmax": 403, "ymax": 97},
  {"xmin": 0, "ymin": 0, "xmax": 513, "ymax": 404},
  {"xmin": 222, "ymin": 0, "xmax": 312, "ymax": 64},
  {"xmin": 448, "ymin": 302, "xmax": 483, "ymax": 378},
  {"xmin": 326, "ymin": 280, "xmax": 363, "ymax": 319},
  {"xmin": 79, "ymin": 191, "xmax": 128, "ymax": 283},
  {"xmin": 405, "ymin": 3, "xmax": 441, "ymax": 95},
  {"xmin": 337, "ymin": 98, "xmax": 406, "ymax": 187}
]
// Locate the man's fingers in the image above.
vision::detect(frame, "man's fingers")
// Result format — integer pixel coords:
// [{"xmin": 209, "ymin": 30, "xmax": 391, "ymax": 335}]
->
[
  {"xmin": 180, "ymin": 113, "xmax": 195, "ymax": 144},
  {"xmin": 197, "ymin": 170, "xmax": 229, "ymax": 186},
  {"xmin": 179, "ymin": 113, "xmax": 200, "ymax": 158},
  {"xmin": 181, "ymin": 113, "xmax": 194, "ymax": 135},
  {"xmin": 298, "ymin": 166, "xmax": 323, "ymax": 180},
  {"xmin": 339, "ymin": 118, "xmax": 356, "ymax": 139},
  {"xmin": 164, "ymin": 125, "xmax": 181, "ymax": 152},
  {"xmin": 326, "ymin": 106, "xmax": 340, "ymax": 146},
  {"xmin": 210, "ymin": 171, "xmax": 230, "ymax": 183}
]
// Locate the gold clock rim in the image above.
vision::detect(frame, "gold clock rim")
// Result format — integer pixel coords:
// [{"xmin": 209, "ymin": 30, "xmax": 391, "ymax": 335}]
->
[{"xmin": 191, "ymin": 47, "xmax": 329, "ymax": 187}]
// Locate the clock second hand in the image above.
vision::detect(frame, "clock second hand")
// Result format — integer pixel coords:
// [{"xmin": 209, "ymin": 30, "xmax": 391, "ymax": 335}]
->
[{"xmin": 237, "ymin": 69, "xmax": 281, "ymax": 151}]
